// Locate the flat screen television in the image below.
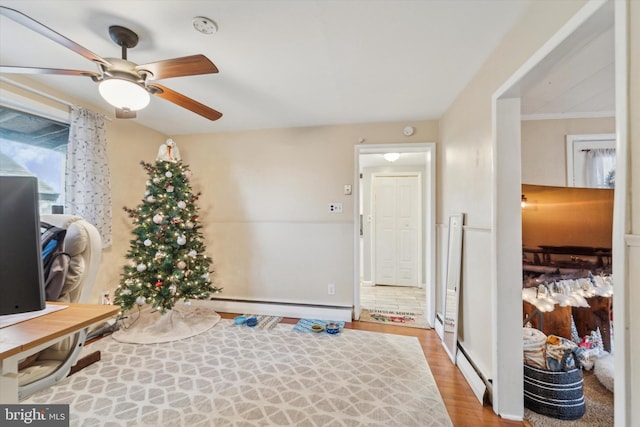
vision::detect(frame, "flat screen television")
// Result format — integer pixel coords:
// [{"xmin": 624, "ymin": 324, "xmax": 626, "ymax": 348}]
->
[{"xmin": 0, "ymin": 175, "xmax": 46, "ymax": 315}]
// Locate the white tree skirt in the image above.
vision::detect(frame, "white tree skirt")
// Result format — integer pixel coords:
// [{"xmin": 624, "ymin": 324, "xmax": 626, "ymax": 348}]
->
[{"xmin": 112, "ymin": 299, "xmax": 220, "ymax": 344}]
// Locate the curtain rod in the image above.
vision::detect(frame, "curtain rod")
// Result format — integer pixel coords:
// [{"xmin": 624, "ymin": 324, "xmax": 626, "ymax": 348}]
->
[{"xmin": 0, "ymin": 76, "xmax": 112, "ymax": 121}]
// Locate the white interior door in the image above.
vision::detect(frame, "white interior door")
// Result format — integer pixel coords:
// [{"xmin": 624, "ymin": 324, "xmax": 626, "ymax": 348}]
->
[{"xmin": 373, "ymin": 175, "xmax": 420, "ymax": 286}]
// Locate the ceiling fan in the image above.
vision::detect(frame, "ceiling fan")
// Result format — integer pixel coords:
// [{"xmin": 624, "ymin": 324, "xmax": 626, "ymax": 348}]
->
[{"xmin": 0, "ymin": 6, "xmax": 222, "ymax": 121}]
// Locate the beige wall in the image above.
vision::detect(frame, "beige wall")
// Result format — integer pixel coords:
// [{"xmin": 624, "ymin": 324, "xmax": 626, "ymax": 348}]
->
[
  {"xmin": 521, "ymin": 117, "xmax": 615, "ymax": 186},
  {"xmin": 628, "ymin": 0, "xmax": 639, "ymax": 422},
  {"xmin": 173, "ymin": 121, "xmax": 437, "ymax": 307}
]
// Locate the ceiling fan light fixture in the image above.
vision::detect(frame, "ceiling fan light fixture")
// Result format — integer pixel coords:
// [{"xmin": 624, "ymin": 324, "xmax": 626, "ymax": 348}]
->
[
  {"xmin": 383, "ymin": 152, "xmax": 401, "ymax": 162},
  {"xmin": 98, "ymin": 78, "xmax": 150, "ymax": 111}
]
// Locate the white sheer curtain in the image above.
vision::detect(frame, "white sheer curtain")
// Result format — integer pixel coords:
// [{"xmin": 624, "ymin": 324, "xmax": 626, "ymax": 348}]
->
[
  {"xmin": 585, "ymin": 148, "xmax": 616, "ymax": 189},
  {"xmin": 65, "ymin": 107, "xmax": 112, "ymax": 247}
]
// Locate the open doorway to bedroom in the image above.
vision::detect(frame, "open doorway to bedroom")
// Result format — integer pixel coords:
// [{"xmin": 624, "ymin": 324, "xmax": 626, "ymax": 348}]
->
[
  {"xmin": 353, "ymin": 143, "xmax": 436, "ymax": 329},
  {"xmin": 492, "ymin": 0, "xmax": 628, "ymax": 423}
]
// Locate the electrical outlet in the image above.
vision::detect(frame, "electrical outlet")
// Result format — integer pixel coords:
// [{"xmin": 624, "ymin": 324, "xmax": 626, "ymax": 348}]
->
[
  {"xmin": 329, "ymin": 203, "xmax": 343, "ymax": 213},
  {"xmin": 328, "ymin": 283, "xmax": 336, "ymax": 295}
]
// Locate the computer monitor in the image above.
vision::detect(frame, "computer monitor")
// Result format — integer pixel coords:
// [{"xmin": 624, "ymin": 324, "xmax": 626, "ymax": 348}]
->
[{"xmin": 0, "ymin": 175, "xmax": 46, "ymax": 315}]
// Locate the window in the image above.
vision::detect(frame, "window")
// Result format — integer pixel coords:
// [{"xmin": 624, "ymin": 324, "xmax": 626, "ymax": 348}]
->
[
  {"xmin": 0, "ymin": 106, "xmax": 69, "ymax": 214},
  {"xmin": 565, "ymin": 134, "xmax": 616, "ymax": 189}
]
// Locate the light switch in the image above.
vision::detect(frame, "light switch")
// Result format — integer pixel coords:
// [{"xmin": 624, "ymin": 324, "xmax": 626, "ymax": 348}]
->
[{"xmin": 344, "ymin": 185, "xmax": 352, "ymax": 195}]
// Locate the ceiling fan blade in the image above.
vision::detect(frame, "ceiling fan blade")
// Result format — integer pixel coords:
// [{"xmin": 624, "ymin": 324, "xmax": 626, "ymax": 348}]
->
[
  {"xmin": 0, "ymin": 6, "xmax": 111, "ymax": 68},
  {"xmin": 0, "ymin": 65, "xmax": 100, "ymax": 78},
  {"xmin": 136, "ymin": 55, "xmax": 218, "ymax": 80},
  {"xmin": 115, "ymin": 108, "xmax": 136, "ymax": 119},
  {"xmin": 148, "ymin": 83, "xmax": 222, "ymax": 121}
]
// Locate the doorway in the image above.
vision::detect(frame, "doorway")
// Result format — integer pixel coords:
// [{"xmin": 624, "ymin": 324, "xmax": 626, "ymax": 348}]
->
[
  {"xmin": 492, "ymin": 0, "xmax": 628, "ymax": 422},
  {"xmin": 353, "ymin": 143, "xmax": 436, "ymax": 328}
]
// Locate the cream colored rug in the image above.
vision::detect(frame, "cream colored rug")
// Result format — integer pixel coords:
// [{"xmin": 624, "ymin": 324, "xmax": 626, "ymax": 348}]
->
[
  {"xmin": 26, "ymin": 319, "xmax": 453, "ymax": 426},
  {"xmin": 112, "ymin": 299, "xmax": 220, "ymax": 344}
]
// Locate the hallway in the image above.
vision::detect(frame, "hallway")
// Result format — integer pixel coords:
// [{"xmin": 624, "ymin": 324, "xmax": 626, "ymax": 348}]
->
[{"xmin": 360, "ymin": 284, "xmax": 426, "ymax": 314}]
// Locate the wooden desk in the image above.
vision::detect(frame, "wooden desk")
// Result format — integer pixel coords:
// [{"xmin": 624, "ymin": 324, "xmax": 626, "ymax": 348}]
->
[{"xmin": 1, "ymin": 302, "xmax": 119, "ymax": 403}]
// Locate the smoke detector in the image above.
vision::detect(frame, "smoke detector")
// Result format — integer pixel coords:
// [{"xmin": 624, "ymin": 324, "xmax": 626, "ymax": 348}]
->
[{"xmin": 193, "ymin": 17, "xmax": 218, "ymax": 35}]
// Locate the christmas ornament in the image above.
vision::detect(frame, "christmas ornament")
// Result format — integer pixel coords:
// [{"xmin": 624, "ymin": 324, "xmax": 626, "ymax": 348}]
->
[
  {"xmin": 177, "ymin": 260, "xmax": 187, "ymax": 269},
  {"xmin": 177, "ymin": 201, "xmax": 187, "ymax": 209},
  {"xmin": 184, "ymin": 170, "xmax": 192, "ymax": 179},
  {"xmin": 153, "ymin": 214, "xmax": 164, "ymax": 224},
  {"xmin": 136, "ymin": 263, "xmax": 147, "ymax": 272},
  {"xmin": 147, "ymin": 195, "xmax": 156, "ymax": 203},
  {"xmin": 121, "ymin": 289, "xmax": 132, "ymax": 295},
  {"xmin": 155, "ymin": 280, "xmax": 163, "ymax": 288},
  {"xmin": 153, "ymin": 177, "xmax": 161, "ymax": 184},
  {"xmin": 177, "ymin": 235, "xmax": 187, "ymax": 245},
  {"xmin": 186, "ymin": 221, "xmax": 194, "ymax": 229},
  {"xmin": 128, "ymin": 259, "xmax": 136, "ymax": 267},
  {"xmin": 169, "ymin": 285, "xmax": 177, "ymax": 294},
  {"xmin": 188, "ymin": 250, "xmax": 197, "ymax": 258},
  {"xmin": 155, "ymin": 251, "xmax": 165, "ymax": 259},
  {"xmin": 136, "ymin": 296, "xmax": 146, "ymax": 305},
  {"xmin": 144, "ymin": 190, "xmax": 150, "ymax": 196},
  {"xmin": 146, "ymin": 180, "xmax": 151, "ymax": 186},
  {"xmin": 165, "ymin": 171, "xmax": 173, "ymax": 178},
  {"xmin": 144, "ymin": 239, "xmax": 152, "ymax": 246},
  {"xmin": 166, "ymin": 185, "xmax": 174, "ymax": 193}
]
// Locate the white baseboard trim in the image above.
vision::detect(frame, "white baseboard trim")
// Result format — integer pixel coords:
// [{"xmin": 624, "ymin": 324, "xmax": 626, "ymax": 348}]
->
[
  {"xmin": 499, "ymin": 413, "xmax": 524, "ymax": 422},
  {"xmin": 434, "ymin": 315, "xmax": 444, "ymax": 339},
  {"xmin": 209, "ymin": 299, "xmax": 352, "ymax": 322},
  {"xmin": 456, "ymin": 350, "xmax": 486, "ymax": 404}
]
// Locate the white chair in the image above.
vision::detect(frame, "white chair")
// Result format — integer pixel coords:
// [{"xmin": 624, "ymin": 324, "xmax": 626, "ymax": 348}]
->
[{"xmin": 18, "ymin": 214, "xmax": 102, "ymax": 399}]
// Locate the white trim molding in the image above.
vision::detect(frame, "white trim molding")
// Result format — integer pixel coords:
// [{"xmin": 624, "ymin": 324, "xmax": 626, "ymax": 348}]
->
[
  {"xmin": 456, "ymin": 349, "xmax": 487, "ymax": 406},
  {"xmin": 521, "ymin": 111, "xmax": 615, "ymax": 121},
  {"xmin": 209, "ymin": 298, "xmax": 352, "ymax": 322}
]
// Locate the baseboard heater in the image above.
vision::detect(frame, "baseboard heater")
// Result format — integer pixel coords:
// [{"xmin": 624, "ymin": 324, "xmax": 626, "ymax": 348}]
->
[
  {"xmin": 456, "ymin": 345, "xmax": 489, "ymax": 405},
  {"xmin": 209, "ymin": 297, "xmax": 352, "ymax": 322}
]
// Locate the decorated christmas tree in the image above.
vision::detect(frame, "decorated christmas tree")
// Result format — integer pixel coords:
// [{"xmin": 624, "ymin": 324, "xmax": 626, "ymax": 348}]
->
[{"xmin": 114, "ymin": 140, "xmax": 220, "ymax": 315}]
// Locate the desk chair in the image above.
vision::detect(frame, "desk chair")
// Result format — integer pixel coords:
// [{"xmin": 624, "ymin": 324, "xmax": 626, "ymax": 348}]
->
[{"xmin": 18, "ymin": 214, "xmax": 102, "ymax": 399}]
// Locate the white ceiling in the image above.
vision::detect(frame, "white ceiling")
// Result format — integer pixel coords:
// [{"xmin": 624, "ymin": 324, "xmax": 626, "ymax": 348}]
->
[{"xmin": 0, "ymin": 1, "xmax": 614, "ymax": 136}]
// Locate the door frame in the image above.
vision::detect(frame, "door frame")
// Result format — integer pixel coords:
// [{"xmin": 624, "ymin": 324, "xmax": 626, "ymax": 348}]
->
[
  {"xmin": 371, "ymin": 172, "xmax": 423, "ymax": 287},
  {"xmin": 353, "ymin": 143, "xmax": 436, "ymax": 325}
]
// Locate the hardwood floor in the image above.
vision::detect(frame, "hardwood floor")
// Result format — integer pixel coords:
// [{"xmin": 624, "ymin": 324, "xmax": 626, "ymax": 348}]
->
[{"xmin": 220, "ymin": 313, "xmax": 524, "ymax": 427}]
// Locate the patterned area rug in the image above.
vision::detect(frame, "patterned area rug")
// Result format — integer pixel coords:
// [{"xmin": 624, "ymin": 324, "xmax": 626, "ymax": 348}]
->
[
  {"xmin": 26, "ymin": 319, "xmax": 453, "ymax": 426},
  {"xmin": 359, "ymin": 308, "xmax": 430, "ymax": 329}
]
